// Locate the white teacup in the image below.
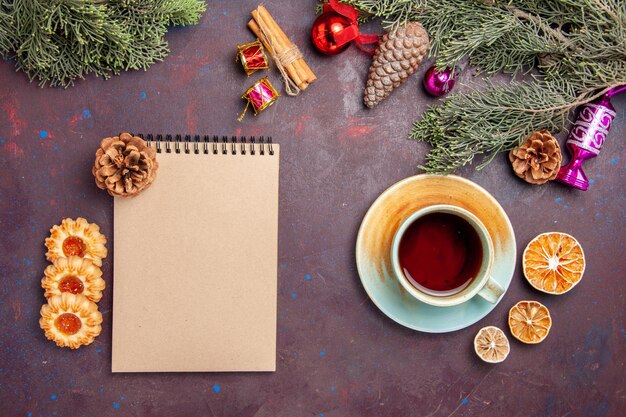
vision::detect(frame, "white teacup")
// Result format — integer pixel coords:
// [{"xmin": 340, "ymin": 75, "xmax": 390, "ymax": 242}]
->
[{"xmin": 391, "ymin": 205, "xmax": 504, "ymax": 307}]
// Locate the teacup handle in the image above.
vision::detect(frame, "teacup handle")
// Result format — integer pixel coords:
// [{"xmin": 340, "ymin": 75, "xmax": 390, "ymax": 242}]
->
[{"xmin": 477, "ymin": 277, "xmax": 505, "ymax": 304}]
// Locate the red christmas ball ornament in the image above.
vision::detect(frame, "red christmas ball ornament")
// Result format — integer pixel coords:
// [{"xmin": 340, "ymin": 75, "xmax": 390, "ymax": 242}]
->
[
  {"xmin": 311, "ymin": 11, "xmax": 354, "ymax": 55},
  {"xmin": 423, "ymin": 66, "xmax": 459, "ymax": 97},
  {"xmin": 311, "ymin": 0, "xmax": 379, "ymax": 56}
]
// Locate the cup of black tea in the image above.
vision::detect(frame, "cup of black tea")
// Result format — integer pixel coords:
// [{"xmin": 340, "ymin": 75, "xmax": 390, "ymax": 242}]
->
[{"xmin": 391, "ymin": 204, "xmax": 504, "ymax": 307}]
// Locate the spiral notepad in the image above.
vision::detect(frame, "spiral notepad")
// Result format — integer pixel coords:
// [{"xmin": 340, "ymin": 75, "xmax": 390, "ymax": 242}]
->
[{"xmin": 112, "ymin": 135, "xmax": 279, "ymax": 372}]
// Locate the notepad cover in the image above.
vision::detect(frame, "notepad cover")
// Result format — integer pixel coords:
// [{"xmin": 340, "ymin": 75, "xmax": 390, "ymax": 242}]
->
[{"xmin": 112, "ymin": 145, "xmax": 279, "ymax": 372}]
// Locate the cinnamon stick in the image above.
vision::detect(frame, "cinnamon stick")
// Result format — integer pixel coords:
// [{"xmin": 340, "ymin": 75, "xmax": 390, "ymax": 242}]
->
[
  {"xmin": 249, "ymin": 6, "xmax": 316, "ymax": 91},
  {"xmin": 247, "ymin": 18, "xmax": 305, "ymax": 89},
  {"xmin": 247, "ymin": 19, "xmax": 272, "ymax": 54},
  {"xmin": 255, "ymin": 6, "xmax": 315, "ymax": 86}
]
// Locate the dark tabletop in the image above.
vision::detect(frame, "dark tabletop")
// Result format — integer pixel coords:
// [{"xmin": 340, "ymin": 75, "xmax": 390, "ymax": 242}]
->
[{"xmin": 1, "ymin": 1, "xmax": 625, "ymax": 416}]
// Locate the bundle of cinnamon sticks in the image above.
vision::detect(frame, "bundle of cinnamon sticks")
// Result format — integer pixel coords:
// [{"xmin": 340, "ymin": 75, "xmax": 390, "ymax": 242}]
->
[{"xmin": 248, "ymin": 6, "xmax": 316, "ymax": 92}]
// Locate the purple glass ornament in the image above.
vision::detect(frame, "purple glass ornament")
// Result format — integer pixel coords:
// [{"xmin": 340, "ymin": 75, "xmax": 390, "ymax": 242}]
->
[
  {"xmin": 556, "ymin": 86, "xmax": 625, "ymax": 190},
  {"xmin": 423, "ymin": 66, "xmax": 459, "ymax": 97}
]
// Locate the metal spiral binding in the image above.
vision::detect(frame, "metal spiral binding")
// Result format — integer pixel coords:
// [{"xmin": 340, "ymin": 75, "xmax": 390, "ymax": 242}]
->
[
  {"xmin": 165, "ymin": 134, "xmax": 172, "ymax": 153},
  {"xmin": 140, "ymin": 133, "xmax": 273, "ymax": 155}
]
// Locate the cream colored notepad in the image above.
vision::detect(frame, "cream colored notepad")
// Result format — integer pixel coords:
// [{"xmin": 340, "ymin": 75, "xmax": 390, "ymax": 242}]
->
[{"xmin": 112, "ymin": 140, "xmax": 279, "ymax": 372}]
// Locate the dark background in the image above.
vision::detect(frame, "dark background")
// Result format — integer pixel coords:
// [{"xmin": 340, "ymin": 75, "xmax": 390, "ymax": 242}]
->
[{"xmin": 1, "ymin": 1, "xmax": 624, "ymax": 416}]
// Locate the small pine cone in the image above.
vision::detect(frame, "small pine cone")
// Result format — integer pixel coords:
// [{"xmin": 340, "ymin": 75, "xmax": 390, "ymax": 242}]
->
[
  {"xmin": 364, "ymin": 21, "xmax": 429, "ymax": 108},
  {"xmin": 509, "ymin": 130, "xmax": 562, "ymax": 185},
  {"xmin": 92, "ymin": 133, "xmax": 158, "ymax": 197}
]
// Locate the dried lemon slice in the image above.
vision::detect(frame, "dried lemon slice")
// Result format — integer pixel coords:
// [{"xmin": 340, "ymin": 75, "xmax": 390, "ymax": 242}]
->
[
  {"xmin": 508, "ymin": 300, "xmax": 552, "ymax": 344},
  {"xmin": 474, "ymin": 326, "xmax": 510, "ymax": 363},
  {"xmin": 523, "ymin": 232, "xmax": 585, "ymax": 294}
]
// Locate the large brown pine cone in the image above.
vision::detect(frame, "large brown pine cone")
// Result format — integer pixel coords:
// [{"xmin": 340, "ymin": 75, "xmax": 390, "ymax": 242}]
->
[
  {"xmin": 509, "ymin": 130, "xmax": 562, "ymax": 185},
  {"xmin": 92, "ymin": 133, "xmax": 158, "ymax": 197},
  {"xmin": 364, "ymin": 22, "xmax": 429, "ymax": 108}
]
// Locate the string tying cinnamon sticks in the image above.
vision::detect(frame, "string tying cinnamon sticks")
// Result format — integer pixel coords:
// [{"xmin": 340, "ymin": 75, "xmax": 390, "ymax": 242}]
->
[
  {"xmin": 249, "ymin": 6, "xmax": 316, "ymax": 96},
  {"xmin": 253, "ymin": 19, "xmax": 302, "ymax": 96}
]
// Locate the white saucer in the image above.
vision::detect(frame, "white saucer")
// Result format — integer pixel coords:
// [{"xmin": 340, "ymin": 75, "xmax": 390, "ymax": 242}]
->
[{"xmin": 355, "ymin": 175, "xmax": 516, "ymax": 333}]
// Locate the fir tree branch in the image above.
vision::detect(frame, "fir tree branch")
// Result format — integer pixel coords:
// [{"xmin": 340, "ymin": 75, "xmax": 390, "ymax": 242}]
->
[
  {"xmin": 593, "ymin": 0, "xmax": 623, "ymax": 25},
  {"xmin": 343, "ymin": 0, "xmax": 626, "ymax": 173},
  {"xmin": 482, "ymin": 0, "xmax": 569, "ymax": 45},
  {"xmin": 0, "ymin": 1, "xmax": 13, "ymax": 56},
  {"xmin": 410, "ymin": 82, "xmax": 573, "ymax": 173},
  {"xmin": 2, "ymin": 0, "xmax": 206, "ymax": 87},
  {"xmin": 492, "ymin": 84, "xmax": 623, "ymax": 115}
]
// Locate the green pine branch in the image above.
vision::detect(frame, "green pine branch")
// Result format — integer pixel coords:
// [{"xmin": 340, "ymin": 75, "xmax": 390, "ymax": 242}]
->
[
  {"xmin": 410, "ymin": 82, "xmax": 573, "ymax": 172},
  {"xmin": 0, "ymin": 1, "xmax": 14, "ymax": 56},
  {"xmin": 3, "ymin": 0, "xmax": 206, "ymax": 87},
  {"xmin": 339, "ymin": 0, "xmax": 626, "ymax": 173}
]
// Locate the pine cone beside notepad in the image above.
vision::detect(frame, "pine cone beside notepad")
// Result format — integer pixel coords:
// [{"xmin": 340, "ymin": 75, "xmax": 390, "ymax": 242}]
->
[{"xmin": 92, "ymin": 133, "xmax": 158, "ymax": 197}]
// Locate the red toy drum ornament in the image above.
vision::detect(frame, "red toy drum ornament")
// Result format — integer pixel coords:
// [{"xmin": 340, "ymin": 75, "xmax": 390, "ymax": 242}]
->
[
  {"xmin": 311, "ymin": 0, "xmax": 378, "ymax": 55},
  {"xmin": 236, "ymin": 40, "xmax": 269, "ymax": 76},
  {"xmin": 238, "ymin": 77, "xmax": 280, "ymax": 121}
]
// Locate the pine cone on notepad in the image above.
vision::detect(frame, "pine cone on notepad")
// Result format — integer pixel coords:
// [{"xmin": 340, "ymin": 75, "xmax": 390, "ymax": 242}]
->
[
  {"xmin": 92, "ymin": 133, "xmax": 159, "ymax": 197},
  {"xmin": 364, "ymin": 21, "xmax": 429, "ymax": 108}
]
